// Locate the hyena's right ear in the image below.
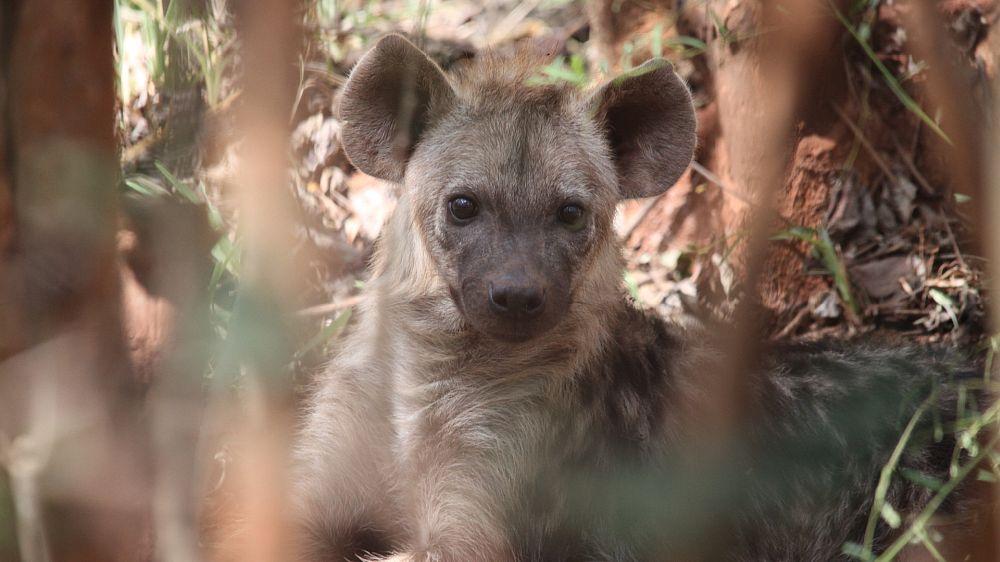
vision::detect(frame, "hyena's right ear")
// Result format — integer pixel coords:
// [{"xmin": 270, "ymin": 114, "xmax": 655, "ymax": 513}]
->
[{"xmin": 339, "ymin": 34, "xmax": 456, "ymax": 182}]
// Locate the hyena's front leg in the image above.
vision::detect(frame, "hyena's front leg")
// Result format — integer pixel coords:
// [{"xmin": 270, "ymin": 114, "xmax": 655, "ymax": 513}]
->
[
  {"xmin": 293, "ymin": 371, "xmax": 400, "ymax": 561},
  {"xmin": 389, "ymin": 455, "xmax": 516, "ymax": 562},
  {"xmin": 385, "ymin": 398, "xmax": 541, "ymax": 562}
]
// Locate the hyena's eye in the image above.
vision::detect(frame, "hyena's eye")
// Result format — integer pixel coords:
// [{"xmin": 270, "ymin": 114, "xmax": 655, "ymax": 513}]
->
[
  {"xmin": 557, "ymin": 204, "xmax": 586, "ymax": 232},
  {"xmin": 448, "ymin": 195, "xmax": 479, "ymax": 223}
]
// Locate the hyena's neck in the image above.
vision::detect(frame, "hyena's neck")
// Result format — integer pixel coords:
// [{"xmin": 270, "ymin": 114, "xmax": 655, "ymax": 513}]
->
[{"xmin": 365, "ymin": 198, "xmax": 626, "ymax": 382}]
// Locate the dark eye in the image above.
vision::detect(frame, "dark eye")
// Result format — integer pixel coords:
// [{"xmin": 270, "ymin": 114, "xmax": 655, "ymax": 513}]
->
[
  {"xmin": 557, "ymin": 204, "xmax": 586, "ymax": 231},
  {"xmin": 448, "ymin": 196, "xmax": 478, "ymax": 222}
]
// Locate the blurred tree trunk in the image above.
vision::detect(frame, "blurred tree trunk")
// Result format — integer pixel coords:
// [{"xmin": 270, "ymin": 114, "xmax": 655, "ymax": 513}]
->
[
  {"xmin": 0, "ymin": 1, "xmax": 152, "ymax": 561},
  {"xmin": 651, "ymin": 0, "xmax": 850, "ymax": 329},
  {"xmin": 0, "ymin": 3, "xmax": 18, "ymax": 559}
]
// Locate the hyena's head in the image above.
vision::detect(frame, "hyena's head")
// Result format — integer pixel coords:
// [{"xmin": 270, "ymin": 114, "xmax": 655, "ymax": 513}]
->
[{"xmin": 339, "ymin": 34, "xmax": 696, "ymax": 342}]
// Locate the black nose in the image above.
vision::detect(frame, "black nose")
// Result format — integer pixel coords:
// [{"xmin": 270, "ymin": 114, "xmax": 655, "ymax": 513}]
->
[{"xmin": 489, "ymin": 276, "xmax": 545, "ymax": 318}]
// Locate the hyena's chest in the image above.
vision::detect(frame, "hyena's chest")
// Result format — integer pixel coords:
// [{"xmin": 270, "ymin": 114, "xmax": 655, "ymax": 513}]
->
[
  {"xmin": 388, "ymin": 366, "xmax": 561, "ymax": 468},
  {"xmin": 387, "ymin": 358, "xmax": 636, "ymax": 467},
  {"xmin": 387, "ymin": 362, "xmax": 654, "ymax": 556}
]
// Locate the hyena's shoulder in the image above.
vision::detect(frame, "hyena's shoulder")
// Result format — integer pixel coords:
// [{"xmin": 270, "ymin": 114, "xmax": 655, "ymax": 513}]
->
[
  {"xmin": 581, "ymin": 306, "xmax": 983, "ymax": 445},
  {"xmin": 574, "ymin": 305, "xmax": 716, "ymax": 455}
]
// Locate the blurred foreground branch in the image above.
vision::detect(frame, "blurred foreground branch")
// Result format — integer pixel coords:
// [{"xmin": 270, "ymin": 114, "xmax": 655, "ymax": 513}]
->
[
  {"xmin": 0, "ymin": 1, "xmax": 152, "ymax": 560},
  {"xmin": 206, "ymin": 1, "xmax": 306, "ymax": 561}
]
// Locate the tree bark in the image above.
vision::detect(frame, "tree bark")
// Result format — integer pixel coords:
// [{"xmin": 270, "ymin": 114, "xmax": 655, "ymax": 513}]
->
[{"xmin": 0, "ymin": 1, "xmax": 152, "ymax": 560}]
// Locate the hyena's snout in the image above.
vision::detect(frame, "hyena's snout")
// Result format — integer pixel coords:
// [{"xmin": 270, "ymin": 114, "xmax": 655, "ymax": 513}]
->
[
  {"xmin": 459, "ymin": 254, "xmax": 565, "ymax": 342},
  {"xmin": 487, "ymin": 270, "xmax": 547, "ymax": 320}
]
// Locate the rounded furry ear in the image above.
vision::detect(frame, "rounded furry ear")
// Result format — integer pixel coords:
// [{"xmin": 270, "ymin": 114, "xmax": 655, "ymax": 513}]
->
[
  {"xmin": 339, "ymin": 34, "xmax": 456, "ymax": 182},
  {"xmin": 588, "ymin": 59, "xmax": 697, "ymax": 199}
]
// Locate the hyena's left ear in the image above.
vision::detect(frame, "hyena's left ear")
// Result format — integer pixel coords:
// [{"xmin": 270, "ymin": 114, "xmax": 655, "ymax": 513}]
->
[
  {"xmin": 339, "ymin": 34, "xmax": 456, "ymax": 182},
  {"xmin": 588, "ymin": 59, "xmax": 697, "ymax": 199}
]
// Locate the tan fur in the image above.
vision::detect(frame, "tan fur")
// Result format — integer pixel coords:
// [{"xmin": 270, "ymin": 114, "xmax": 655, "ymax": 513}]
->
[
  {"xmin": 294, "ymin": 35, "xmax": 697, "ymax": 562},
  {"xmin": 294, "ymin": 194, "xmax": 626, "ymax": 561}
]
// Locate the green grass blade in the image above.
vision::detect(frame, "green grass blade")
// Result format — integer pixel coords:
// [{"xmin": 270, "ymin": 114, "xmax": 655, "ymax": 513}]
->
[
  {"xmin": 124, "ymin": 176, "xmax": 169, "ymax": 197},
  {"xmin": 295, "ymin": 308, "xmax": 353, "ymax": 359},
  {"xmin": 829, "ymin": 2, "xmax": 952, "ymax": 145},
  {"xmin": 623, "ymin": 270, "xmax": 641, "ymax": 303},
  {"xmin": 863, "ymin": 391, "xmax": 936, "ymax": 555},
  {"xmin": 154, "ymin": 161, "xmax": 200, "ymax": 202},
  {"xmin": 876, "ymin": 429, "xmax": 1000, "ymax": 561}
]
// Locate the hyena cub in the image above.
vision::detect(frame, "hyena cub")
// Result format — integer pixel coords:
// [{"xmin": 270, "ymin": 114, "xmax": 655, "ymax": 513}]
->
[{"xmin": 295, "ymin": 35, "xmax": 987, "ymax": 561}]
